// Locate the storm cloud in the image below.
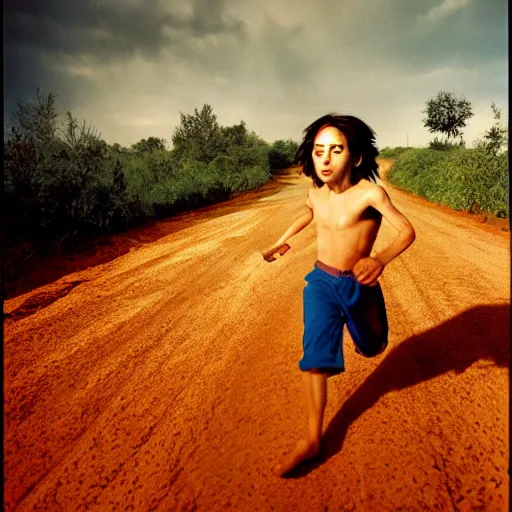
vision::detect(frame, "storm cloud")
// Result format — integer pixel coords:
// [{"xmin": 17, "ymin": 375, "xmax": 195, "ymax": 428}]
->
[{"xmin": 3, "ymin": 0, "xmax": 508, "ymax": 148}]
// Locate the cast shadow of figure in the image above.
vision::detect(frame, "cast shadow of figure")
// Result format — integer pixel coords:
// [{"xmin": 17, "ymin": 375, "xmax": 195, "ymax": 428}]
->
[{"xmin": 285, "ymin": 304, "xmax": 510, "ymax": 478}]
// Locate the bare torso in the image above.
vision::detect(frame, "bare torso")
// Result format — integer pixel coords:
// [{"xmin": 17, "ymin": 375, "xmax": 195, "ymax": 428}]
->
[{"xmin": 308, "ymin": 180, "xmax": 382, "ymax": 271}]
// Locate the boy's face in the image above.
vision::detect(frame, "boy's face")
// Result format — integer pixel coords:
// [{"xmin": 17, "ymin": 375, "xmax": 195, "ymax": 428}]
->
[{"xmin": 312, "ymin": 126, "xmax": 357, "ymax": 186}]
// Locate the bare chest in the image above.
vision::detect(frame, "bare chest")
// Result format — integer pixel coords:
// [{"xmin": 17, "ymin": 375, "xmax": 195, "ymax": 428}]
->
[
  {"xmin": 310, "ymin": 188, "xmax": 381, "ymax": 233},
  {"xmin": 314, "ymin": 201, "xmax": 359, "ymax": 230}
]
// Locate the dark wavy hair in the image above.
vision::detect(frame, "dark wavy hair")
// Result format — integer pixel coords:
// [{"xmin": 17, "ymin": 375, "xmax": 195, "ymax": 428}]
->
[{"xmin": 295, "ymin": 114, "xmax": 380, "ymax": 187}]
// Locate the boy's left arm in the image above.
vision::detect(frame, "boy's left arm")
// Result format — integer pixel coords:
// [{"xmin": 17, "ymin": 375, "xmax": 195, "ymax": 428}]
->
[{"xmin": 354, "ymin": 186, "xmax": 416, "ymax": 286}]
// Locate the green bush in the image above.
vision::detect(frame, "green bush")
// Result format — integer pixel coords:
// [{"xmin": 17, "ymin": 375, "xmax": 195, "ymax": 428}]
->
[
  {"xmin": 388, "ymin": 147, "xmax": 508, "ymax": 218},
  {"xmin": 428, "ymin": 137, "xmax": 462, "ymax": 150},
  {"xmin": 3, "ymin": 94, "xmax": 275, "ymax": 268},
  {"xmin": 378, "ymin": 147, "xmax": 411, "ymax": 158},
  {"xmin": 268, "ymin": 139, "xmax": 299, "ymax": 169}
]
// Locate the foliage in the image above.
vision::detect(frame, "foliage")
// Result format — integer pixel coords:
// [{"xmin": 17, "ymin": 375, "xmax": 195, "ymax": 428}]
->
[
  {"xmin": 474, "ymin": 102, "xmax": 508, "ymax": 156},
  {"xmin": 387, "ymin": 147, "xmax": 508, "ymax": 218},
  {"xmin": 268, "ymin": 139, "xmax": 299, "ymax": 169},
  {"xmin": 109, "ymin": 142, "xmax": 129, "ymax": 154},
  {"xmin": 427, "ymin": 137, "xmax": 462, "ymax": 150},
  {"xmin": 220, "ymin": 121, "xmax": 248, "ymax": 147},
  {"xmin": 378, "ymin": 147, "xmax": 411, "ymax": 158},
  {"xmin": 7, "ymin": 89, "xmax": 60, "ymax": 145},
  {"xmin": 422, "ymin": 90, "xmax": 473, "ymax": 144},
  {"xmin": 171, "ymin": 104, "xmax": 224, "ymax": 164},
  {"xmin": 131, "ymin": 137, "xmax": 167, "ymax": 153},
  {"xmin": 4, "ymin": 96, "xmax": 132, "ymax": 255},
  {"xmin": 4, "ymin": 94, "xmax": 274, "ymax": 270}
]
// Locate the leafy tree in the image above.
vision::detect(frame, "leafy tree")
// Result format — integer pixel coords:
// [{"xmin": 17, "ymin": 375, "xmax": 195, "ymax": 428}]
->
[
  {"xmin": 7, "ymin": 89, "xmax": 60, "ymax": 145},
  {"xmin": 171, "ymin": 104, "xmax": 223, "ymax": 164},
  {"xmin": 220, "ymin": 121, "xmax": 247, "ymax": 148},
  {"xmin": 481, "ymin": 102, "xmax": 507, "ymax": 155},
  {"xmin": 422, "ymin": 91, "xmax": 473, "ymax": 144},
  {"xmin": 4, "ymin": 91, "xmax": 62, "ymax": 230},
  {"xmin": 4, "ymin": 90, "xmax": 60, "ymax": 199},
  {"xmin": 268, "ymin": 139, "xmax": 299, "ymax": 169},
  {"xmin": 110, "ymin": 143, "xmax": 126, "ymax": 152},
  {"xmin": 131, "ymin": 136, "xmax": 167, "ymax": 154},
  {"xmin": 4, "ymin": 92, "xmax": 274, "ymax": 277}
]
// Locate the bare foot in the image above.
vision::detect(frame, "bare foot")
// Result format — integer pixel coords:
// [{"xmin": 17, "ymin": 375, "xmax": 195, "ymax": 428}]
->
[{"xmin": 273, "ymin": 439, "xmax": 320, "ymax": 477}]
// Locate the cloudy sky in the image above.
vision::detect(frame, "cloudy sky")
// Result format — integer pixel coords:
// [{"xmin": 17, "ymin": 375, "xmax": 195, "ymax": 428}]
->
[{"xmin": 4, "ymin": 0, "xmax": 508, "ymax": 149}]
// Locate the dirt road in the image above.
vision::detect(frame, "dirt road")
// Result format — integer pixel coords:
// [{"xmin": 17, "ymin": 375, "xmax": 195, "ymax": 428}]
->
[{"xmin": 4, "ymin": 161, "xmax": 510, "ymax": 511}]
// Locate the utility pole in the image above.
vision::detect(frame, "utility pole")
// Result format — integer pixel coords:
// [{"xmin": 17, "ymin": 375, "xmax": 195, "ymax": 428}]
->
[{"xmin": 406, "ymin": 133, "xmax": 409, "ymax": 148}]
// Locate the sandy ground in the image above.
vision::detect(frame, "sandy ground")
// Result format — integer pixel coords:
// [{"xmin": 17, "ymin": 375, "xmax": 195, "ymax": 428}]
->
[{"xmin": 3, "ymin": 161, "xmax": 510, "ymax": 511}]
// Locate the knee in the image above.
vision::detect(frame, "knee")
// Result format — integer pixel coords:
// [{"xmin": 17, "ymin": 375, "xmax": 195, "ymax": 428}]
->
[
  {"xmin": 359, "ymin": 338, "xmax": 388, "ymax": 358},
  {"xmin": 308, "ymin": 367, "xmax": 333, "ymax": 375}
]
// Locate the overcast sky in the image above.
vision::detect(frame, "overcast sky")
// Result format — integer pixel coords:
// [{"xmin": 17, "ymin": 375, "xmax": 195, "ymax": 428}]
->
[{"xmin": 4, "ymin": 0, "xmax": 508, "ymax": 149}]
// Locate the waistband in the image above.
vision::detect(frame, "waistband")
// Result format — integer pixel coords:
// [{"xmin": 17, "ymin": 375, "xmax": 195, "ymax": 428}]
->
[{"xmin": 314, "ymin": 260, "xmax": 354, "ymax": 277}]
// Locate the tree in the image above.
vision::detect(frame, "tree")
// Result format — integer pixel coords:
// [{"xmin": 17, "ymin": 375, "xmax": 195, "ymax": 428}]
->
[
  {"xmin": 131, "ymin": 137, "xmax": 167, "ymax": 154},
  {"xmin": 268, "ymin": 139, "xmax": 299, "ymax": 169},
  {"xmin": 422, "ymin": 91, "xmax": 473, "ymax": 144},
  {"xmin": 60, "ymin": 111, "xmax": 108, "ymax": 190},
  {"xmin": 4, "ymin": 90, "xmax": 61, "ymax": 205},
  {"xmin": 8, "ymin": 89, "xmax": 60, "ymax": 145},
  {"xmin": 481, "ymin": 102, "xmax": 507, "ymax": 155},
  {"xmin": 171, "ymin": 104, "xmax": 223, "ymax": 164},
  {"xmin": 220, "ymin": 121, "xmax": 247, "ymax": 148},
  {"xmin": 109, "ymin": 142, "xmax": 128, "ymax": 154}
]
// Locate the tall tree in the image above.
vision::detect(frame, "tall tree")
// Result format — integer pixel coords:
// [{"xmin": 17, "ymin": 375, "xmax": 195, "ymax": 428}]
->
[
  {"xmin": 422, "ymin": 91, "xmax": 473, "ymax": 143},
  {"xmin": 171, "ymin": 104, "xmax": 223, "ymax": 164},
  {"xmin": 8, "ymin": 89, "xmax": 60, "ymax": 145}
]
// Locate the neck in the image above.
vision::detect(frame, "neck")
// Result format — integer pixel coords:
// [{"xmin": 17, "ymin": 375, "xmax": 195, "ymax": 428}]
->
[{"xmin": 327, "ymin": 174, "xmax": 355, "ymax": 194}]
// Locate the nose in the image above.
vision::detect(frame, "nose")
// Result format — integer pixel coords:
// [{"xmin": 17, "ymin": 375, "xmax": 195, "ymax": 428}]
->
[{"xmin": 323, "ymin": 151, "xmax": 330, "ymax": 164}]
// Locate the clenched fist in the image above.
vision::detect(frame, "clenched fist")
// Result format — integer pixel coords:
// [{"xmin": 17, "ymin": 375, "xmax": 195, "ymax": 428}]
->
[
  {"xmin": 261, "ymin": 243, "xmax": 291, "ymax": 262},
  {"xmin": 353, "ymin": 256, "xmax": 384, "ymax": 286}
]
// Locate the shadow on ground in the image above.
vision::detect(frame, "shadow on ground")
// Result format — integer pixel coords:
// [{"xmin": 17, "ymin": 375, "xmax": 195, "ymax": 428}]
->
[{"xmin": 283, "ymin": 304, "xmax": 510, "ymax": 478}]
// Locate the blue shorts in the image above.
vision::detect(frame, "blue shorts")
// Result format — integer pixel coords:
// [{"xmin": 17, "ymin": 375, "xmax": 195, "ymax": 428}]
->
[{"xmin": 299, "ymin": 262, "xmax": 388, "ymax": 375}]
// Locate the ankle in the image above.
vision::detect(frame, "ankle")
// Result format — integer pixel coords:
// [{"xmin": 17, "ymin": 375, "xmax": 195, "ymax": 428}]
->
[{"xmin": 306, "ymin": 439, "xmax": 321, "ymax": 455}]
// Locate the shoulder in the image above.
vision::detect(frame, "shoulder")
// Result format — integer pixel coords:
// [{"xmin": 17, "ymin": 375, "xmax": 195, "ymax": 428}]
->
[
  {"xmin": 306, "ymin": 184, "xmax": 317, "ymax": 208},
  {"xmin": 307, "ymin": 183, "xmax": 323, "ymax": 198},
  {"xmin": 359, "ymin": 181, "xmax": 389, "ymax": 205}
]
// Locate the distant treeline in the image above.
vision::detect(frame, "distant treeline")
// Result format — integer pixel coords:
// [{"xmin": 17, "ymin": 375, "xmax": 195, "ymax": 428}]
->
[
  {"xmin": 381, "ymin": 145, "xmax": 508, "ymax": 218},
  {"xmin": 3, "ymin": 91, "xmax": 298, "ymax": 271}
]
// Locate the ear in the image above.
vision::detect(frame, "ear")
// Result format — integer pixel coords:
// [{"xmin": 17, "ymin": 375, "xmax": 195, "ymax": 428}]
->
[{"xmin": 354, "ymin": 154, "xmax": 362, "ymax": 168}]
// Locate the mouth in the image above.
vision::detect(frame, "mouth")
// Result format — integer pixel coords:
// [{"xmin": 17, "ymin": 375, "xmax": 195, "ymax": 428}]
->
[{"xmin": 321, "ymin": 170, "xmax": 332, "ymax": 177}]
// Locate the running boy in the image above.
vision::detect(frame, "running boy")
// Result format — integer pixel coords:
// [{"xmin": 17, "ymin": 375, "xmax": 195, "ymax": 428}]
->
[{"xmin": 261, "ymin": 114, "xmax": 415, "ymax": 477}]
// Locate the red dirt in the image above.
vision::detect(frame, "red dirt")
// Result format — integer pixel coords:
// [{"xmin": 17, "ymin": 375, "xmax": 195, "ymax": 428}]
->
[{"xmin": 4, "ymin": 162, "xmax": 510, "ymax": 511}]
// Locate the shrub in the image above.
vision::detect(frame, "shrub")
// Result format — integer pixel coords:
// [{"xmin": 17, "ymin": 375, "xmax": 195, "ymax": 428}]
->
[
  {"xmin": 268, "ymin": 139, "xmax": 299, "ymax": 170},
  {"xmin": 428, "ymin": 138, "xmax": 461, "ymax": 151},
  {"xmin": 387, "ymin": 147, "xmax": 508, "ymax": 218},
  {"xmin": 3, "ymin": 94, "xmax": 275, "ymax": 271},
  {"xmin": 378, "ymin": 147, "xmax": 411, "ymax": 158}
]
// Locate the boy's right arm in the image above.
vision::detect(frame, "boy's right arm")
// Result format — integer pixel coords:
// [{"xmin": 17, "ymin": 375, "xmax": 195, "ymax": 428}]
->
[{"xmin": 261, "ymin": 197, "xmax": 314, "ymax": 262}]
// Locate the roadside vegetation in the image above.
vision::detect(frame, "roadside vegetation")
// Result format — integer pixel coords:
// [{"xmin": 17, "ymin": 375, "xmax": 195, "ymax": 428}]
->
[
  {"xmin": 382, "ymin": 92, "xmax": 508, "ymax": 219},
  {"xmin": 3, "ymin": 91, "xmax": 298, "ymax": 276}
]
